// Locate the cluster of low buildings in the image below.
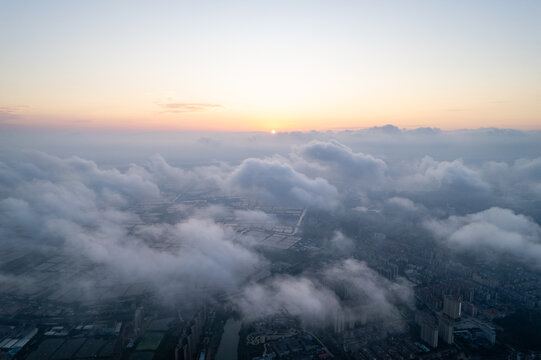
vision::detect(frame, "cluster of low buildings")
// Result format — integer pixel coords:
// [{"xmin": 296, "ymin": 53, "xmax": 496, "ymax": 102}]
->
[{"xmin": 243, "ymin": 316, "xmax": 333, "ymax": 360}]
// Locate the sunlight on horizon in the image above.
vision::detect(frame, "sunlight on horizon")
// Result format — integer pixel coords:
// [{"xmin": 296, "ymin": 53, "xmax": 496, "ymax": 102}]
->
[{"xmin": 1, "ymin": 1, "xmax": 540, "ymax": 131}]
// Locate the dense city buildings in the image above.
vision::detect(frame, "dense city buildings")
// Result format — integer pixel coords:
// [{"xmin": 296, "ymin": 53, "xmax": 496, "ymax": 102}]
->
[{"xmin": 2, "ymin": 189, "xmax": 541, "ymax": 359}]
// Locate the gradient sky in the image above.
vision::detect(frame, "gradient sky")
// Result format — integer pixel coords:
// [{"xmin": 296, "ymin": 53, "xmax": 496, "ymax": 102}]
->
[{"xmin": 1, "ymin": 0, "xmax": 540, "ymax": 131}]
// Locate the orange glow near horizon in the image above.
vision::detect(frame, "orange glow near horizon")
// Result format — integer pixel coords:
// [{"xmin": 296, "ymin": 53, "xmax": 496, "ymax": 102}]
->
[
  {"xmin": 4, "ymin": 102, "xmax": 540, "ymax": 132},
  {"xmin": 1, "ymin": 2, "xmax": 540, "ymax": 132}
]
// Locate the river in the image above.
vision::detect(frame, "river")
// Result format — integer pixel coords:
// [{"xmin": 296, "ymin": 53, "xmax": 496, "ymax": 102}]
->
[{"xmin": 215, "ymin": 319, "xmax": 241, "ymax": 360}]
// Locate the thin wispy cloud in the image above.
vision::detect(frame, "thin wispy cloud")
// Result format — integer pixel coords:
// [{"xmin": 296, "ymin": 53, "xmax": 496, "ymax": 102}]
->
[
  {"xmin": 0, "ymin": 105, "xmax": 28, "ymax": 121},
  {"xmin": 158, "ymin": 102, "xmax": 224, "ymax": 113}
]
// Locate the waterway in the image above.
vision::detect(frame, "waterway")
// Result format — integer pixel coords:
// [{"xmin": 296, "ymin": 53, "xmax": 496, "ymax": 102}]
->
[{"xmin": 215, "ymin": 319, "xmax": 241, "ymax": 360}]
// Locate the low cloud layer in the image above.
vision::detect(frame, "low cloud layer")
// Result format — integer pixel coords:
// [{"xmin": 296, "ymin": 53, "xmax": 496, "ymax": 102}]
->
[
  {"xmin": 0, "ymin": 153, "xmax": 266, "ymax": 303},
  {"xmin": 238, "ymin": 259, "xmax": 413, "ymax": 331},
  {"xmin": 228, "ymin": 157, "xmax": 340, "ymax": 210},
  {"xmin": 425, "ymin": 207, "xmax": 541, "ymax": 268},
  {"xmin": 2, "ymin": 128, "xmax": 541, "ymax": 326},
  {"xmin": 396, "ymin": 156, "xmax": 491, "ymax": 194},
  {"xmin": 293, "ymin": 140, "xmax": 387, "ymax": 186}
]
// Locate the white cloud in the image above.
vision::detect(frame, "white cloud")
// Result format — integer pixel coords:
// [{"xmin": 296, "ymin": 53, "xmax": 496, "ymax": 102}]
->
[
  {"xmin": 238, "ymin": 259, "xmax": 413, "ymax": 330},
  {"xmin": 292, "ymin": 140, "xmax": 387, "ymax": 188},
  {"xmin": 398, "ymin": 156, "xmax": 490, "ymax": 193},
  {"xmin": 425, "ymin": 207, "xmax": 541, "ymax": 268},
  {"xmin": 228, "ymin": 157, "xmax": 340, "ymax": 210}
]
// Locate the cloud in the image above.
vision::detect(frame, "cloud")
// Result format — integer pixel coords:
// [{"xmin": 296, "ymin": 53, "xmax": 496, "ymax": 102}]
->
[
  {"xmin": 365, "ymin": 124, "xmax": 402, "ymax": 135},
  {"xmin": 458, "ymin": 127, "xmax": 526, "ymax": 137},
  {"xmin": 293, "ymin": 140, "xmax": 387, "ymax": 184},
  {"xmin": 322, "ymin": 259, "xmax": 414, "ymax": 330},
  {"xmin": 46, "ymin": 216, "xmax": 265, "ymax": 302},
  {"xmin": 328, "ymin": 231, "xmax": 355, "ymax": 254},
  {"xmin": 0, "ymin": 273, "xmax": 36, "ymax": 295},
  {"xmin": 233, "ymin": 209, "xmax": 277, "ymax": 223},
  {"xmin": 238, "ymin": 259, "xmax": 413, "ymax": 331},
  {"xmin": 3, "ymin": 130, "xmax": 541, "ymax": 315},
  {"xmin": 228, "ymin": 157, "xmax": 340, "ymax": 210},
  {"xmin": 398, "ymin": 156, "xmax": 490, "ymax": 193},
  {"xmin": 385, "ymin": 197, "xmax": 421, "ymax": 212},
  {"xmin": 0, "ymin": 105, "xmax": 27, "ymax": 122},
  {"xmin": 481, "ymin": 158, "xmax": 541, "ymax": 199},
  {"xmin": 424, "ymin": 207, "xmax": 541, "ymax": 268},
  {"xmin": 238, "ymin": 275, "xmax": 341, "ymax": 325},
  {"xmin": 158, "ymin": 102, "xmax": 223, "ymax": 113},
  {"xmin": 0, "ymin": 152, "xmax": 266, "ymax": 303},
  {"xmin": 405, "ymin": 127, "xmax": 441, "ymax": 135}
]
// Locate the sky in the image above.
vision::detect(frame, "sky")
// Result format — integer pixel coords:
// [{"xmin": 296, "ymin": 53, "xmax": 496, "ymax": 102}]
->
[{"xmin": 1, "ymin": 0, "xmax": 540, "ymax": 131}]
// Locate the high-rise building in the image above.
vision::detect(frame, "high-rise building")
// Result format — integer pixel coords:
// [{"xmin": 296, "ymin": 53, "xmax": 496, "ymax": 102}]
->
[
  {"xmin": 175, "ymin": 340, "xmax": 190, "ymax": 360},
  {"xmin": 420, "ymin": 316, "xmax": 439, "ymax": 348},
  {"xmin": 438, "ymin": 315, "xmax": 454, "ymax": 344},
  {"xmin": 379, "ymin": 264, "xmax": 399, "ymax": 281},
  {"xmin": 443, "ymin": 295, "xmax": 461, "ymax": 319},
  {"xmin": 134, "ymin": 306, "xmax": 144, "ymax": 336},
  {"xmin": 389, "ymin": 263, "xmax": 399, "ymax": 280}
]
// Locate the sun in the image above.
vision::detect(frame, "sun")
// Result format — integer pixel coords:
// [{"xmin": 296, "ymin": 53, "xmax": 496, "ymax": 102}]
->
[{"xmin": 271, "ymin": 129, "xmax": 276, "ymax": 135}]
